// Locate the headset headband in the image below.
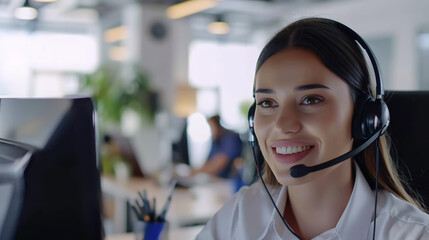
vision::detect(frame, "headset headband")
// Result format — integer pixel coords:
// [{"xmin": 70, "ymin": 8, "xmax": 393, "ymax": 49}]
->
[
  {"xmin": 252, "ymin": 18, "xmax": 384, "ymax": 99},
  {"xmin": 326, "ymin": 19, "xmax": 384, "ymax": 98}
]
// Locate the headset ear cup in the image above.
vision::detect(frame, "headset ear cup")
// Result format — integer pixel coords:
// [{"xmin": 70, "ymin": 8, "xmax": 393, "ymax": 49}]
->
[
  {"xmin": 375, "ymin": 99, "xmax": 390, "ymax": 135},
  {"xmin": 248, "ymin": 103, "xmax": 256, "ymax": 136},
  {"xmin": 352, "ymin": 96, "xmax": 390, "ymax": 141},
  {"xmin": 352, "ymin": 96, "xmax": 369, "ymax": 140},
  {"xmin": 248, "ymin": 103, "xmax": 264, "ymax": 171}
]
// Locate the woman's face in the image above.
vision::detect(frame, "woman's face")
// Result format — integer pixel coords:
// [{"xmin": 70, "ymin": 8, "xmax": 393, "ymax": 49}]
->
[{"xmin": 254, "ymin": 48, "xmax": 354, "ymax": 185}]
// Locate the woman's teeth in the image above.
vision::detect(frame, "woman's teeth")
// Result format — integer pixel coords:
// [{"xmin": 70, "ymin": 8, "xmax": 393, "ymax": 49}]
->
[{"xmin": 276, "ymin": 146, "xmax": 311, "ymax": 155}]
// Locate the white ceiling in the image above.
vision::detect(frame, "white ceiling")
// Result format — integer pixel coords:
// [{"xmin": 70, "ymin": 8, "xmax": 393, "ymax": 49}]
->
[
  {"xmin": 0, "ymin": 0, "xmax": 355, "ymax": 44},
  {"xmin": 0, "ymin": 0, "xmax": 336, "ymax": 28}
]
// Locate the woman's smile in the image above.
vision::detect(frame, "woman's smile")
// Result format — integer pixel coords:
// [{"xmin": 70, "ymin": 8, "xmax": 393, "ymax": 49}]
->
[{"xmin": 270, "ymin": 140, "xmax": 315, "ymax": 164}]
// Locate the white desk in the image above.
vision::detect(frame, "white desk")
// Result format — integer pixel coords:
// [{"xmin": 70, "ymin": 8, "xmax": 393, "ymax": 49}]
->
[
  {"xmin": 101, "ymin": 176, "xmax": 233, "ymax": 234},
  {"xmin": 105, "ymin": 225, "xmax": 203, "ymax": 240}
]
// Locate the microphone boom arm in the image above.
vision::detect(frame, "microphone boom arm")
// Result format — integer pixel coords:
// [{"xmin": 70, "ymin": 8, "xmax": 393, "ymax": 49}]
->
[{"xmin": 290, "ymin": 128, "xmax": 383, "ymax": 178}]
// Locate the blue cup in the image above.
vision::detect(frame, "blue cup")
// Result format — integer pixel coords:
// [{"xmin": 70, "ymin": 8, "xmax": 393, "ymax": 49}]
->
[
  {"xmin": 144, "ymin": 222, "xmax": 166, "ymax": 240},
  {"xmin": 134, "ymin": 221, "xmax": 168, "ymax": 240}
]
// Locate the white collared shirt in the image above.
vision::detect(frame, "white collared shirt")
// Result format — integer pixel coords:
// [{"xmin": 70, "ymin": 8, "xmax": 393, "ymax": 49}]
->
[{"xmin": 196, "ymin": 165, "xmax": 429, "ymax": 239}]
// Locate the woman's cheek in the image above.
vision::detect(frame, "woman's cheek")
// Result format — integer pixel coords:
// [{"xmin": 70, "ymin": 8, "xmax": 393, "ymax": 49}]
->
[{"xmin": 254, "ymin": 118, "xmax": 272, "ymax": 154}]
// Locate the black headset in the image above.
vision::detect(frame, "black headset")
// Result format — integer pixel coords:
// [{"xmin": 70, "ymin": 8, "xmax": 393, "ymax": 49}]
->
[
  {"xmin": 248, "ymin": 19, "xmax": 390, "ymax": 171},
  {"xmin": 247, "ymin": 18, "xmax": 390, "ymax": 240}
]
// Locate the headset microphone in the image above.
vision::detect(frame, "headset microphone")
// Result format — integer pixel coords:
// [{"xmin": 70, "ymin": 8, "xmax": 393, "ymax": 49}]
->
[{"xmin": 290, "ymin": 127, "xmax": 384, "ymax": 178}]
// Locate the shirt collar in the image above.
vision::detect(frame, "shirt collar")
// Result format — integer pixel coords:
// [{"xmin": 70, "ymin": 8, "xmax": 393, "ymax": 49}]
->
[
  {"xmin": 262, "ymin": 164, "xmax": 375, "ymax": 240},
  {"xmin": 335, "ymin": 164, "xmax": 375, "ymax": 239}
]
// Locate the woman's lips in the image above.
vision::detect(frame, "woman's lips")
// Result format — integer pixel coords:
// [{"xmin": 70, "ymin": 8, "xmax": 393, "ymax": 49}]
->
[{"xmin": 272, "ymin": 145, "xmax": 314, "ymax": 164}]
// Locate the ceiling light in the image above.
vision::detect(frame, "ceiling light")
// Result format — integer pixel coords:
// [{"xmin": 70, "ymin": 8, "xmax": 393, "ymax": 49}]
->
[
  {"xmin": 14, "ymin": 0, "xmax": 38, "ymax": 20},
  {"xmin": 166, "ymin": 0, "xmax": 217, "ymax": 19},
  {"xmin": 208, "ymin": 15, "xmax": 229, "ymax": 35},
  {"xmin": 104, "ymin": 26, "xmax": 128, "ymax": 43}
]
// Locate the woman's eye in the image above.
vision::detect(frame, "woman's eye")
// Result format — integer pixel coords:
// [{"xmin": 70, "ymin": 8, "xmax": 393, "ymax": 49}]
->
[
  {"xmin": 301, "ymin": 96, "xmax": 323, "ymax": 105},
  {"xmin": 257, "ymin": 100, "xmax": 277, "ymax": 108}
]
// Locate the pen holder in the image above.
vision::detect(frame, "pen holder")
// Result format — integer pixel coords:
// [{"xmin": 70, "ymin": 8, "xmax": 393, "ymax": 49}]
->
[{"xmin": 134, "ymin": 220, "xmax": 168, "ymax": 240}]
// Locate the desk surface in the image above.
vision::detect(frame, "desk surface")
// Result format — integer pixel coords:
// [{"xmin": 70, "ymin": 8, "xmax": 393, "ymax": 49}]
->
[
  {"xmin": 105, "ymin": 226, "xmax": 203, "ymax": 240},
  {"xmin": 105, "ymin": 225, "xmax": 203, "ymax": 240},
  {"xmin": 102, "ymin": 175, "xmax": 233, "ymax": 228}
]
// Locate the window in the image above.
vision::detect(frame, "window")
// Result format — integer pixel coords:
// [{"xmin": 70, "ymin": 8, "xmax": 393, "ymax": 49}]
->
[
  {"xmin": 0, "ymin": 29, "xmax": 98, "ymax": 97},
  {"xmin": 418, "ymin": 32, "xmax": 429, "ymax": 89},
  {"xmin": 188, "ymin": 40, "xmax": 259, "ymax": 132}
]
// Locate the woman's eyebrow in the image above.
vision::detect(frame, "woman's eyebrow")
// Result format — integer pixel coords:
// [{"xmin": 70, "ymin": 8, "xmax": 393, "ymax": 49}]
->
[
  {"xmin": 254, "ymin": 88, "xmax": 275, "ymax": 94},
  {"xmin": 255, "ymin": 84, "xmax": 330, "ymax": 94},
  {"xmin": 295, "ymin": 84, "xmax": 330, "ymax": 91}
]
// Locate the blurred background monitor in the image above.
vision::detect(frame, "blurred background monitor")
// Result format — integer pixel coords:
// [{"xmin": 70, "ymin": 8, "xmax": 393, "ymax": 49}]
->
[
  {"xmin": 171, "ymin": 120, "xmax": 190, "ymax": 166},
  {"xmin": 385, "ymin": 91, "xmax": 429, "ymax": 209},
  {"xmin": 0, "ymin": 97, "xmax": 103, "ymax": 240}
]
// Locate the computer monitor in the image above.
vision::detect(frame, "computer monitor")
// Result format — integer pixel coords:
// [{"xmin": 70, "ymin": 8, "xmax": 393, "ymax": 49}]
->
[
  {"xmin": 385, "ymin": 91, "xmax": 429, "ymax": 209},
  {"xmin": 0, "ymin": 97, "xmax": 103, "ymax": 240},
  {"xmin": 172, "ymin": 120, "xmax": 190, "ymax": 165}
]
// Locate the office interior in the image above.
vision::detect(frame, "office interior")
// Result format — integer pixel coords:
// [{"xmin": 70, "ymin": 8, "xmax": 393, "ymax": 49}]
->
[{"xmin": 0, "ymin": 0, "xmax": 429, "ymax": 239}]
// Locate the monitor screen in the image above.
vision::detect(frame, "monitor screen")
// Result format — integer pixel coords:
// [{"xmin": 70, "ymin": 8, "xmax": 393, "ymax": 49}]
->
[
  {"xmin": 172, "ymin": 120, "xmax": 190, "ymax": 165},
  {"xmin": 385, "ymin": 91, "xmax": 429, "ymax": 209},
  {"xmin": 0, "ymin": 97, "xmax": 103, "ymax": 240}
]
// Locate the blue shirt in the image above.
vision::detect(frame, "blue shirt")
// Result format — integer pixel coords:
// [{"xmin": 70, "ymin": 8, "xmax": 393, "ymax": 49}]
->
[{"xmin": 208, "ymin": 130, "xmax": 242, "ymax": 178}]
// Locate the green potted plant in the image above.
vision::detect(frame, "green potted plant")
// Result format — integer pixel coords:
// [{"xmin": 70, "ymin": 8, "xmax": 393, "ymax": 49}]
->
[
  {"xmin": 81, "ymin": 65, "xmax": 157, "ymax": 128},
  {"xmin": 81, "ymin": 65, "xmax": 158, "ymax": 178}
]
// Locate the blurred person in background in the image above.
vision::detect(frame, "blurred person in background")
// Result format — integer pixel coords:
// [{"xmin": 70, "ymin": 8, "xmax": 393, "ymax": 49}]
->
[{"xmin": 191, "ymin": 115, "xmax": 243, "ymax": 179}]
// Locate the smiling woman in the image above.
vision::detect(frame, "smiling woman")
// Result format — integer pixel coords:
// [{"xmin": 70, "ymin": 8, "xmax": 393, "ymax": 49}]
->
[
  {"xmin": 254, "ymin": 48, "xmax": 354, "ymax": 186},
  {"xmin": 196, "ymin": 17, "xmax": 429, "ymax": 240}
]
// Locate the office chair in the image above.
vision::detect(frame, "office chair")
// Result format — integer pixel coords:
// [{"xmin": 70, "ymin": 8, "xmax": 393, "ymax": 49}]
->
[{"xmin": 385, "ymin": 91, "xmax": 429, "ymax": 210}]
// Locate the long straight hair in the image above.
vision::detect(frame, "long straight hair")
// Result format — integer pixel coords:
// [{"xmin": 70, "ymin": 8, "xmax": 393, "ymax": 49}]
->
[{"xmin": 254, "ymin": 17, "xmax": 426, "ymax": 212}]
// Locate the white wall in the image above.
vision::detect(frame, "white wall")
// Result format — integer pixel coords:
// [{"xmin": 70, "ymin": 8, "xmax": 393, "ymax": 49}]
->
[
  {"xmin": 123, "ymin": 3, "xmax": 190, "ymax": 112},
  {"xmin": 120, "ymin": 3, "xmax": 191, "ymax": 174}
]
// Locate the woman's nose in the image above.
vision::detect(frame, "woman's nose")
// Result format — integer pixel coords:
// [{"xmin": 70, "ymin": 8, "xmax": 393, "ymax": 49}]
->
[{"xmin": 274, "ymin": 105, "xmax": 302, "ymax": 134}]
